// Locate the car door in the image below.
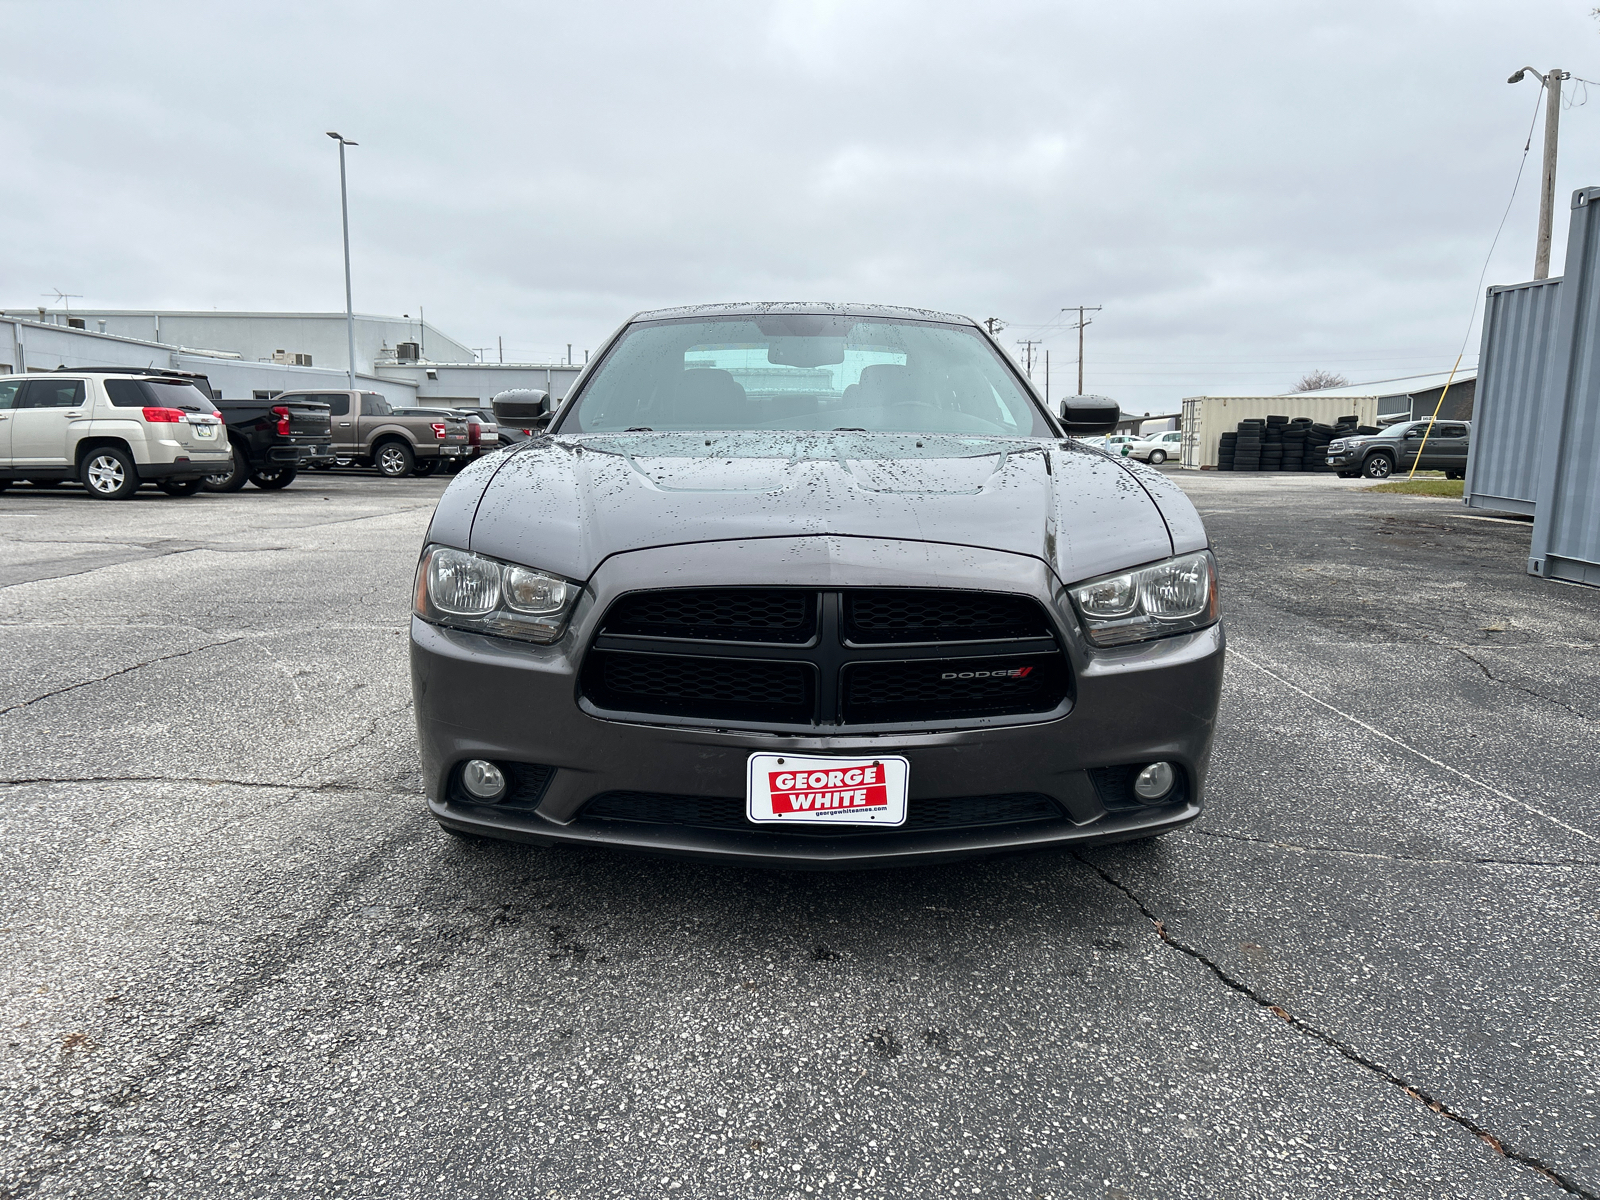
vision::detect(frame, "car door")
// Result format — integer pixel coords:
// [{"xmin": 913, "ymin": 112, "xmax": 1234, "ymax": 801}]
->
[
  {"xmin": 11, "ymin": 378, "xmax": 87, "ymax": 470},
  {"xmin": 0, "ymin": 379, "xmax": 21, "ymax": 467},
  {"xmin": 1429, "ymin": 423, "xmax": 1469, "ymax": 472},
  {"xmin": 321, "ymin": 393, "xmax": 356, "ymax": 452}
]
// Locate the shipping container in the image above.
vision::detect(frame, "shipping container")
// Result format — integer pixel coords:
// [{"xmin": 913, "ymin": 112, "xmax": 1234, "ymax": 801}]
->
[
  {"xmin": 1528, "ymin": 187, "xmax": 1600, "ymax": 585},
  {"xmin": 1178, "ymin": 394, "xmax": 1382, "ymax": 469},
  {"xmin": 1463, "ymin": 276, "xmax": 1562, "ymax": 516}
]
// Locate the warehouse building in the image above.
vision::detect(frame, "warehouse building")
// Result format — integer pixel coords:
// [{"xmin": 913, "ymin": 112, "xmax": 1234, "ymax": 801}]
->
[{"xmin": 0, "ymin": 308, "xmax": 582, "ymax": 406}]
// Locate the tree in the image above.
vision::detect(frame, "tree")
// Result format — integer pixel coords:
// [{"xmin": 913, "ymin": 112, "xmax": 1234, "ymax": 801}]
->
[{"xmin": 1291, "ymin": 369, "xmax": 1349, "ymax": 393}]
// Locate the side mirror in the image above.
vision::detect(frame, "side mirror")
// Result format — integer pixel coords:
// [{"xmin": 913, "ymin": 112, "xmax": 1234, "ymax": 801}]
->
[
  {"xmin": 1058, "ymin": 396, "xmax": 1121, "ymax": 436},
  {"xmin": 492, "ymin": 390, "xmax": 552, "ymax": 423}
]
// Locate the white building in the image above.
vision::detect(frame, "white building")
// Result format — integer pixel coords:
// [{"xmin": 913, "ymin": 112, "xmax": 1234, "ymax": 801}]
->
[{"xmin": 0, "ymin": 308, "xmax": 582, "ymax": 406}]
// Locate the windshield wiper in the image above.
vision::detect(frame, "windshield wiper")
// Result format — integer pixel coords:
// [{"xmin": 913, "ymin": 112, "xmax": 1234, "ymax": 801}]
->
[
  {"xmin": 832, "ymin": 427, "xmax": 867, "ymax": 432},
  {"xmin": 624, "ymin": 426, "xmax": 654, "ymax": 432}
]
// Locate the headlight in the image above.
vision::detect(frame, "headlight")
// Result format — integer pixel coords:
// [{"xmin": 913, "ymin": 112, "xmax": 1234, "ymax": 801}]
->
[
  {"xmin": 413, "ymin": 544, "xmax": 578, "ymax": 643},
  {"xmin": 1067, "ymin": 550, "xmax": 1220, "ymax": 647}
]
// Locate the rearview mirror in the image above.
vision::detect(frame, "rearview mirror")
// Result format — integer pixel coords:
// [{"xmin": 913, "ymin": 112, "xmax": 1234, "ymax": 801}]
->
[
  {"xmin": 492, "ymin": 389, "xmax": 552, "ymax": 423},
  {"xmin": 1058, "ymin": 396, "xmax": 1121, "ymax": 436}
]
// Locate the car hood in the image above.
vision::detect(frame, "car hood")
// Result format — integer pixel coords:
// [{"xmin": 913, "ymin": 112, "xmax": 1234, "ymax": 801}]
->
[{"xmin": 453, "ymin": 432, "xmax": 1199, "ymax": 586}]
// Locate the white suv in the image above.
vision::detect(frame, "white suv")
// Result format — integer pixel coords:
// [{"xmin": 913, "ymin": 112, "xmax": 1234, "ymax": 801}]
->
[{"xmin": 0, "ymin": 370, "xmax": 231, "ymax": 499}]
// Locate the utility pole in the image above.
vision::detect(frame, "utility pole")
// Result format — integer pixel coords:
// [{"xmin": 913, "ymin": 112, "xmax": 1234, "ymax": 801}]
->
[
  {"xmin": 1509, "ymin": 67, "xmax": 1569, "ymax": 279},
  {"xmin": 1016, "ymin": 339, "xmax": 1041, "ymax": 378},
  {"xmin": 982, "ymin": 317, "xmax": 1007, "ymax": 338},
  {"xmin": 1062, "ymin": 305, "xmax": 1102, "ymax": 394},
  {"xmin": 498, "ymin": 336, "xmax": 504, "ymax": 364},
  {"xmin": 1044, "ymin": 350, "xmax": 1050, "ymax": 405},
  {"xmin": 326, "ymin": 132, "xmax": 359, "ymax": 388}
]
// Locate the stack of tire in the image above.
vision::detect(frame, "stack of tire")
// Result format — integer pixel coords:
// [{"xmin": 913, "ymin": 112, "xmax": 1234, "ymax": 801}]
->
[
  {"xmin": 1231, "ymin": 420, "xmax": 1263, "ymax": 471},
  {"xmin": 1260, "ymin": 415, "xmax": 1287, "ymax": 471},
  {"xmin": 1216, "ymin": 413, "xmax": 1383, "ymax": 473},
  {"xmin": 1280, "ymin": 418, "xmax": 1311, "ymax": 470}
]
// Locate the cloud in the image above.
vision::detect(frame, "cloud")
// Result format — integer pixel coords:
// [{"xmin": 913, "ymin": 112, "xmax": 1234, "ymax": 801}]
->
[{"xmin": 3, "ymin": 0, "xmax": 1594, "ymax": 409}]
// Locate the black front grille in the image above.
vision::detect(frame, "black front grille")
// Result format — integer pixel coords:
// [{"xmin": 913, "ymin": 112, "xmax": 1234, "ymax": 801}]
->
[
  {"xmin": 845, "ymin": 590, "xmax": 1050, "ymax": 643},
  {"xmin": 842, "ymin": 654, "xmax": 1068, "ymax": 723},
  {"xmin": 578, "ymin": 790, "xmax": 1063, "ymax": 834},
  {"xmin": 605, "ymin": 589, "xmax": 816, "ymax": 643},
  {"xmin": 582, "ymin": 587, "xmax": 1070, "ymax": 729},
  {"xmin": 584, "ymin": 650, "xmax": 814, "ymax": 722}
]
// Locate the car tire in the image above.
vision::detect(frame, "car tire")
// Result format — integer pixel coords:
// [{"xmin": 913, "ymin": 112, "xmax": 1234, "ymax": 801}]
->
[
  {"xmin": 1148, "ymin": 450, "xmax": 1166, "ymax": 465},
  {"xmin": 375, "ymin": 442, "xmax": 415, "ymax": 478},
  {"xmin": 413, "ymin": 457, "xmax": 441, "ymax": 477},
  {"xmin": 202, "ymin": 444, "xmax": 250, "ymax": 493},
  {"xmin": 81, "ymin": 447, "xmax": 140, "ymax": 500},
  {"xmin": 1362, "ymin": 454, "xmax": 1394, "ymax": 480},
  {"xmin": 158, "ymin": 478, "xmax": 204, "ymax": 497},
  {"xmin": 249, "ymin": 466, "xmax": 298, "ymax": 490}
]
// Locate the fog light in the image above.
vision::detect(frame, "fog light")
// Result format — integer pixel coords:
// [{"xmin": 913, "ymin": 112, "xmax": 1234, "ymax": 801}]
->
[
  {"xmin": 1133, "ymin": 761, "xmax": 1175, "ymax": 801},
  {"xmin": 461, "ymin": 759, "xmax": 507, "ymax": 802}
]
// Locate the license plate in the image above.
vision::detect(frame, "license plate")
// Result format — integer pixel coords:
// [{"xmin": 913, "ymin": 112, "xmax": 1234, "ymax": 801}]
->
[
  {"xmin": 746, "ymin": 753, "xmax": 909, "ymax": 826},
  {"xmin": 193, "ymin": 424, "xmax": 216, "ymax": 439}
]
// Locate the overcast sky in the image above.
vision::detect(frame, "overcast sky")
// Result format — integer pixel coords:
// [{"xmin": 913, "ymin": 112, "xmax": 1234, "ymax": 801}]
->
[{"xmin": 5, "ymin": 0, "xmax": 1598, "ymax": 412}]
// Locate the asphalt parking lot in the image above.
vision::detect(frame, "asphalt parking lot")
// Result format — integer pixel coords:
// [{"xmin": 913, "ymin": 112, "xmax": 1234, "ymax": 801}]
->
[{"xmin": 2, "ymin": 468, "xmax": 1597, "ymax": 1200}]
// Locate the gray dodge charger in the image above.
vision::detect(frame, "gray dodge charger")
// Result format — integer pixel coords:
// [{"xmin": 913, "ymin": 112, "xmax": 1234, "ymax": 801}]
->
[{"xmin": 410, "ymin": 302, "xmax": 1224, "ymax": 867}]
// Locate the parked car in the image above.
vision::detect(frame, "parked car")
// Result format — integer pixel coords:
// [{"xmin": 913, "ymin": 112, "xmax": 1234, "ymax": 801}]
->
[
  {"xmin": 1326, "ymin": 419, "xmax": 1471, "ymax": 479},
  {"xmin": 411, "ymin": 302, "xmax": 1224, "ymax": 867},
  {"xmin": 1124, "ymin": 430, "xmax": 1183, "ymax": 464},
  {"xmin": 203, "ymin": 396, "xmax": 334, "ymax": 492},
  {"xmin": 0, "ymin": 368, "xmax": 230, "ymax": 499},
  {"xmin": 272, "ymin": 390, "xmax": 468, "ymax": 477}
]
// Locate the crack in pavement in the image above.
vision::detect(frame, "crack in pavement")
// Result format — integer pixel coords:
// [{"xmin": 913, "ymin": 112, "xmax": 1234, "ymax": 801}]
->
[
  {"xmin": 1231, "ymin": 649, "xmax": 1600, "ymax": 848},
  {"xmin": 1074, "ymin": 851, "xmax": 1598, "ymax": 1199},
  {"xmin": 0, "ymin": 638, "xmax": 249, "ymax": 716},
  {"xmin": 1451, "ymin": 646, "xmax": 1597, "ymax": 721},
  {"xmin": 1194, "ymin": 827, "xmax": 1600, "ymax": 869}
]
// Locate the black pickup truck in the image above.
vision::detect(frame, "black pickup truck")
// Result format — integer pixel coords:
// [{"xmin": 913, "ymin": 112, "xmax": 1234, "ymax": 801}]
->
[{"xmin": 204, "ymin": 397, "xmax": 334, "ymax": 491}]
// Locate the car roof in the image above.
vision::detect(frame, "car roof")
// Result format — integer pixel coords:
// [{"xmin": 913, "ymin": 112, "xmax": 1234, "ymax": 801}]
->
[{"xmin": 628, "ymin": 300, "xmax": 979, "ymax": 327}]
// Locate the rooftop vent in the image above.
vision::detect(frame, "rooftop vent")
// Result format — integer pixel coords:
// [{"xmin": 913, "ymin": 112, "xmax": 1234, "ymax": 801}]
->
[{"xmin": 271, "ymin": 350, "xmax": 313, "ymax": 367}]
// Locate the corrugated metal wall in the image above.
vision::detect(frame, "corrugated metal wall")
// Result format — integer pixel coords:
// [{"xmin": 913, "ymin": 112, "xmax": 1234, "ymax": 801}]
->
[
  {"xmin": 1529, "ymin": 187, "xmax": 1600, "ymax": 585},
  {"xmin": 1464, "ymin": 277, "xmax": 1563, "ymax": 515}
]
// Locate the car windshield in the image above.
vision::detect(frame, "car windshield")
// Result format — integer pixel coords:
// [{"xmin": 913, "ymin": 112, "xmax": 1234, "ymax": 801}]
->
[{"xmin": 558, "ymin": 314, "xmax": 1051, "ymax": 436}]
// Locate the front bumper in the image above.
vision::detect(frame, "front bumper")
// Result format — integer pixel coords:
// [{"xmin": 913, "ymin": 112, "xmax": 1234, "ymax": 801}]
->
[{"xmin": 409, "ymin": 538, "xmax": 1225, "ymax": 868}]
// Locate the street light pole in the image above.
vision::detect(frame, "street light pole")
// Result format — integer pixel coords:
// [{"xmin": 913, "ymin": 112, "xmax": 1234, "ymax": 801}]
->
[
  {"xmin": 1508, "ymin": 68, "xmax": 1568, "ymax": 280},
  {"xmin": 327, "ymin": 132, "xmax": 359, "ymax": 388}
]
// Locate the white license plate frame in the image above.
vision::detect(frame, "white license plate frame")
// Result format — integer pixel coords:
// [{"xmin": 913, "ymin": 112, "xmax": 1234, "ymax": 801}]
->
[
  {"xmin": 746, "ymin": 753, "xmax": 910, "ymax": 827},
  {"xmin": 192, "ymin": 423, "xmax": 216, "ymax": 439}
]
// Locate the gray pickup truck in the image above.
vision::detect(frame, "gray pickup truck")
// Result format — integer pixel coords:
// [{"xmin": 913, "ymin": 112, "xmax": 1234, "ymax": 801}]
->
[
  {"xmin": 1325, "ymin": 419, "xmax": 1471, "ymax": 480},
  {"xmin": 271, "ymin": 389, "xmax": 469, "ymax": 477}
]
